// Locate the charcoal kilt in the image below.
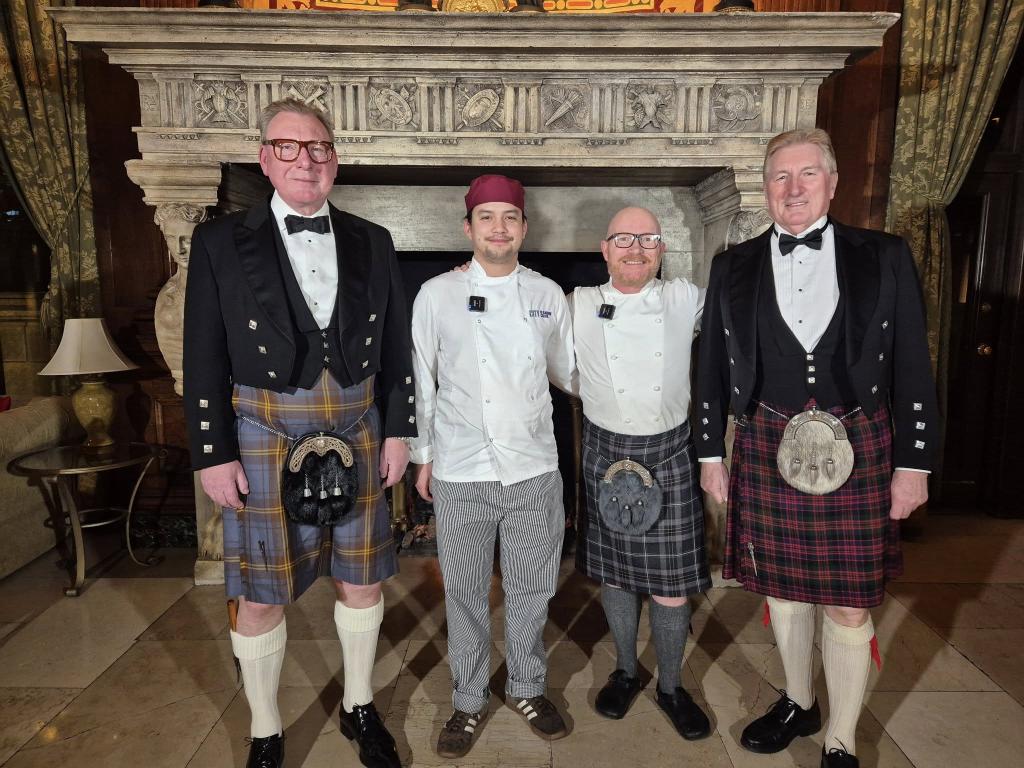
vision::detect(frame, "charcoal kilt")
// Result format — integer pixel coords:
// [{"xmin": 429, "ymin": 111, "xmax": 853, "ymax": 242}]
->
[
  {"xmin": 724, "ymin": 400, "xmax": 901, "ymax": 608},
  {"xmin": 577, "ymin": 418, "xmax": 711, "ymax": 597},
  {"xmin": 222, "ymin": 371, "xmax": 397, "ymax": 604}
]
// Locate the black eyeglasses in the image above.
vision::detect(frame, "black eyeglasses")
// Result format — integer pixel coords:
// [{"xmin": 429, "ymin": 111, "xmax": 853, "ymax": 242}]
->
[
  {"xmin": 606, "ymin": 233, "xmax": 663, "ymax": 249},
  {"xmin": 261, "ymin": 138, "xmax": 336, "ymax": 163}
]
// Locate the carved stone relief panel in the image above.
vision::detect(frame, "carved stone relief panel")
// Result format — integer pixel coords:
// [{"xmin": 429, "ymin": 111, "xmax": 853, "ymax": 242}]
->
[
  {"xmin": 455, "ymin": 84, "xmax": 504, "ymax": 131},
  {"xmin": 626, "ymin": 82, "xmax": 675, "ymax": 133},
  {"xmin": 710, "ymin": 82, "xmax": 763, "ymax": 133},
  {"xmin": 541, "ymin": 83, "xmax": 591, "ymax": 133},
  {"xmin": 193, "ymin": 79, "xmax": 248, "ymax": 128},
  {"xmin": 282, "ymin": 79, "xmax": 332, "ymax": 116},
  {"xmin": 368, "ymin": 83, "xmax": 419, "ymax": 131}
]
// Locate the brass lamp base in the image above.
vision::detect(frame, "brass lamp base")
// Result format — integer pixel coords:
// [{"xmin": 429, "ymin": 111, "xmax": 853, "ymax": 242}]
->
[{"xmin": 73, "ymin": 376, "xmax": 116, "ymax": 448}]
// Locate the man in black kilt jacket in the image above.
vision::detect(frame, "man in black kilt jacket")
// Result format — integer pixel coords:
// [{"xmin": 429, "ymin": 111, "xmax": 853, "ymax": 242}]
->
[
  {"xmin": 697, "ymin": 128, "xmax": 939, "ymax": 768},
  {"xmin": 184, "ymin": 98, "xmax": 415, "ymax": 768}
]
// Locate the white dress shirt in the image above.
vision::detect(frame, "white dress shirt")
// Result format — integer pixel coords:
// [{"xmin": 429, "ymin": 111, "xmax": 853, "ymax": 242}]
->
[
  {"xmin": 410, "ymin": 259, "xmax": 575, "ymax": 485},
  {"xmin": 771, "ymin": 215, "xmax": 839, "ymax": 352},
  {"xmin": 570, "ymin": 278, "xmax": 703, "ymax": 436},
  {"xmin": 270, "ymin": 192, "xmax": 337, "ymax": 329}
]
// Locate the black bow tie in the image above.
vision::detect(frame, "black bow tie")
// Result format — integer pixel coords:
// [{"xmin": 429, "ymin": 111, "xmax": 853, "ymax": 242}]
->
[
  {"xmin": 777, "ymin": 224, "xmax": 826, "ymax": 255},
  {"xmin": 284, "ymin": 214, "xmax": 330, "ymax": 235}
]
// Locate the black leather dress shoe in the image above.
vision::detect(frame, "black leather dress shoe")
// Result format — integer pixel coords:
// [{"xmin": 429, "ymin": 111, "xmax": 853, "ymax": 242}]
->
[
  {"xmin": 740, "ymin": 693, "xmax": 821, "ymax": 754},
  {"xmin": 595, "ymin": 670, "xmax": 643, "ymax": 719},
  {"xmin": 245, "ymin": 733, "xmax": 283, "ymax": 768},
  {"xmin": 655, "ymin": 687, "xmax": 712, "ymax": 740},
  {"xmin": 821, "ymin": 746, "xmax": 860, "ymax": 767},
  {"xmin": 339, "ymin": 702, "xmax": 401, "ymax": 768}
]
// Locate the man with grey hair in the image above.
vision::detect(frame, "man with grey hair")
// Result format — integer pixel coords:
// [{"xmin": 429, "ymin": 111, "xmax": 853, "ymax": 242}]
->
[
  {"xmin": 184, "ymin": 97, "xmax": 415, "ymax": 768},
  {"xmin": 697, "ymin": 128, "xmax": 938, "ymax": 768}
]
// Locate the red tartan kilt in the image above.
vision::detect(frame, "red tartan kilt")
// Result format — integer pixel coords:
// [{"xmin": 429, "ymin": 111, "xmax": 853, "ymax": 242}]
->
[{"xmin": 723, "ymin": 400, "xmax": 902, "ymax": 608}]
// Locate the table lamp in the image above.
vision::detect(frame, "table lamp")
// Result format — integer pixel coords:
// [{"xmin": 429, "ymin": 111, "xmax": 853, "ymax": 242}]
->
[{"xmin": 38, "ymin": 318, "xmax": 138, "ymax": 448}]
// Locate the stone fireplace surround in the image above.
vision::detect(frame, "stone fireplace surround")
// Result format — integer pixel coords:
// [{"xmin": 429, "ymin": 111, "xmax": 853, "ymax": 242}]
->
[{"xmin": 51, "ymin": 7, "xmax": 896, "ymax": 582}]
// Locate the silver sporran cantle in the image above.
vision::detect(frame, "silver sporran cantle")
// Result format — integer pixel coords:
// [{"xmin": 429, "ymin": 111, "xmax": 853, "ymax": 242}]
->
[{"xmin": 776, "ymin": 408, "xmax": 854, "ymax": 495}]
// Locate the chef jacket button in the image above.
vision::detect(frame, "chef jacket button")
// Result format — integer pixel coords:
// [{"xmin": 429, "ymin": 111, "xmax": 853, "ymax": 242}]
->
[
  {"xmin": 655, "ymin": 352, "xmax": 662, "ymax": 357},
  {"xmin": 653, "ymin": 385, "xmax": 661, "ymax": 391}
]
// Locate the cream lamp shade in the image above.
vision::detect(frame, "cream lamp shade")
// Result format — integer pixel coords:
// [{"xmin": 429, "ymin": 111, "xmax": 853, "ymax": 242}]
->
[
  {"xmin": 38, "ymin": 318, "xmax": 137, "ymax": 448},
  {"xmin": 38, "ymin": 318, "xmax": 138, "ymax": 376}
]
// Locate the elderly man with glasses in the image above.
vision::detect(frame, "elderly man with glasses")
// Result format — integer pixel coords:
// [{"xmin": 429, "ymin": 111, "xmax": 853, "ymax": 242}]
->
[
  {"xmin": 184, "ymin": 98, "xmax": 415, "ymax": 768},
  {"xmin": 570, "ymin": 206, "xmax": 712, "ymax": 742}
]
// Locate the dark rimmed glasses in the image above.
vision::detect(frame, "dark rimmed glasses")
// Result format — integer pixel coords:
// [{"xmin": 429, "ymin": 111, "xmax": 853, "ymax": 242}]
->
[
  {"xmin": 261, "ymin": 138, "xmax": 336, "ymax": 163},
  {"xmin": 606, "ymin": 232, "xmax": 663, "ymax": 249}
]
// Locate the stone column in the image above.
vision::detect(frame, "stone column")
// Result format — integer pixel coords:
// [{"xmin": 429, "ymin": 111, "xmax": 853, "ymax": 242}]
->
[
  {"xmin": 694, "ymin": 166, "xmax": 770, "ymax": 566},
  {"xmin": 126, "ymin": 159, "xmax": 225, "ymax": 584}
]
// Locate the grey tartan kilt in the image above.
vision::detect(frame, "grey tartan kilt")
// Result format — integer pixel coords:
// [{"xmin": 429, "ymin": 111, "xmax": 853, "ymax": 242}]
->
[{"xmin": 576, "ymin": 417, "xmax": 711, "ymax": 597}]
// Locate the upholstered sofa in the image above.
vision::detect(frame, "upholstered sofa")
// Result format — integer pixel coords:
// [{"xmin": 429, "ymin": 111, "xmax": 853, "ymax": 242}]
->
[{"xmin": 0, "ymin": 397, "xmax": 72, "ymax": 579}]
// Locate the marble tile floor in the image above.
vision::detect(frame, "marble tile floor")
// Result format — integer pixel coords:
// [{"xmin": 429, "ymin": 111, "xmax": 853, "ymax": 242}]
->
[{"xmin": 0, "ymin": 514, "xmax": 1022, "ymax": 767}]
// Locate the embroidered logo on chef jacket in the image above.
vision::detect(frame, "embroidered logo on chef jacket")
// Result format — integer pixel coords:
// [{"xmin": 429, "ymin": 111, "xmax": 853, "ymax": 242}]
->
[{"xmin": 528, "ymin": 309, "xmax": 552, "ymax": 318}]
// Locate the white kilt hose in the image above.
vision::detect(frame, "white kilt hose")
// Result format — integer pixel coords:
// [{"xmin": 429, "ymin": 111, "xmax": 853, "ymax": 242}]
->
[
  {"xmin": 431, "ymin": 471, "xmax": 565, "ymax": 714},
  {"xmin": 577, "ymin": 417, "xmax": 711, "ymax": 597}
]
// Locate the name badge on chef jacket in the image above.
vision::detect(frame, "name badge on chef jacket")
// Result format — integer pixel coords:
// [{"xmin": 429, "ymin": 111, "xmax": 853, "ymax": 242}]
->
[
  {"xmin": 598, "ymin": 303, "xmax": 616, "ymax": 320},
  {"xmin": 468, "ymin": 296, "xmax": 487, "ymax": 312}
]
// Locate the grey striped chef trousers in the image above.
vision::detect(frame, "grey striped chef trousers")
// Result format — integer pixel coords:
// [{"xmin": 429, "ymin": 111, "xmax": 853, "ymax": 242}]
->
[{"xmin": 432, "ymin": 470, "xmax": 565, "ymax": 713}]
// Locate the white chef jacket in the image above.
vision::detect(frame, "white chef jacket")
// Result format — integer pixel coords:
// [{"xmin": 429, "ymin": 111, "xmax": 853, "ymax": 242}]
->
[
  {"xmin": 570, "ymin": 278, "xmax": 703, "ymax": 436},
  {"xmin": 270, "ymin": 192, "xmax": 337, "ymax": 329},
  {"xmin": 410, "ymin": 259, "xmax": 575, "ymax": 485}
]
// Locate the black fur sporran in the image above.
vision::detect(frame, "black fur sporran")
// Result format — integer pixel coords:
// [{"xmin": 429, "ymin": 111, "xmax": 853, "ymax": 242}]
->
[{"xmin": 281, "ymin": 431, "xmax": 358, "ymax": 526}]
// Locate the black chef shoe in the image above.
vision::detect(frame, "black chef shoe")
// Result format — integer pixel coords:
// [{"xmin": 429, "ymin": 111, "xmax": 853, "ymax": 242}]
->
[
  {"xmin": 595, "ymin": 670, "xmax": 643, "ymax": 719},
  {"xmin": 655, "ymin": 686, "xmax": 712, "ymax": 740}
]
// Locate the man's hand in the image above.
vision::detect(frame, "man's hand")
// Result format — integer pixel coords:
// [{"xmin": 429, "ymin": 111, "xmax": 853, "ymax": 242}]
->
[
  {"xmin": 379, "ymin": 437, "xmax": 410, "ymax": 489},
  {"xmin": 889, "ymin": 469, "xmax": 928, "ymax": 520},
  {"xmin": 700, "ymin": 462, "xmax": 729, "ymax": 505},
  {"xmin": 414, "ymin": 462, "xmax": 433, "ymax": 502},
  {"xmin": 200, "ymin": 460, "xmax": 249, "ymax": 510},
  {"xmin": 453, "ymin": 260, "xmax": 471, "ymax": 272}
]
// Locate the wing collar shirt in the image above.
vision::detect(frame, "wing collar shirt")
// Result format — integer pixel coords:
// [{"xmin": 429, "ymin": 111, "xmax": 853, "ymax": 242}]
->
[
  {"xmin": 270, "ymin": 192, "xmax": 337, "ymax": 330},
  {"xmin": 409, "ymin": 259, "xmax": 575, "ymax": 485},
  {"xmin": 771, "ymin": 215, "xmax": 839, "ymax": 352},
  {"xmin": 571, "ymin": 278, "xmax": 703, "ymax": 436}
]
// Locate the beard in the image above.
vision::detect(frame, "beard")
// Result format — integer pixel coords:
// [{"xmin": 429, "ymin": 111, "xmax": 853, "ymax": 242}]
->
[
  {"xmin": 611, "ymin": 260, "xmax": 658, "ymax": 289},
  {"xmin": 481, "ymin": 241, "xmax": 518, "ymax": 265}
]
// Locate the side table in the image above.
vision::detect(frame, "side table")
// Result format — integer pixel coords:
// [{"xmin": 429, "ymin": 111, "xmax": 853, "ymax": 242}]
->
[{"xmin": 7, "ymin": 442, "xmax": 161, "ymax": 596}]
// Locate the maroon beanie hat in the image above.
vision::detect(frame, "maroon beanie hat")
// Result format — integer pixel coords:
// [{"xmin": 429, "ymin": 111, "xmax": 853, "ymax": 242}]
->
[{"xmin": 465, "ymin": 174, "xmax": 525, "ymax": 217}]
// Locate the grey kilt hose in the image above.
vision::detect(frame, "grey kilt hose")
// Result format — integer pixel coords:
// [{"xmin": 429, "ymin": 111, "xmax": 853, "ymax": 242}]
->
[
  {"xmin": 432, "ymin": 470, "xmax": 565, "ymax": 714},
  {"xmin": 222, "ymin": 371, "xmax": 398, "ymax": 604},
  {"xmin": 577, "ymin": 417, "xmax": 711, "ymax": 597}
]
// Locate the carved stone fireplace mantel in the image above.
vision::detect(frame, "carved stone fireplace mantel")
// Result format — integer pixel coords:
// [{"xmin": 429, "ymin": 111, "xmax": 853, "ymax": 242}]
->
[{"xmin": 51, "ymin": 7, "xmax": 896, "ymax": 582}]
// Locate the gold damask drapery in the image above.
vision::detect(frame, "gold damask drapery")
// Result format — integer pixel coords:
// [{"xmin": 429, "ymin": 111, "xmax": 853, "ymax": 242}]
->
[
  {"xmin": 886, "ymin": 0, "xmax": 1024, "ymax": 410},
  {"xmin": 0, "ymin": 0, "xmax": 100, "ymax": 339}
]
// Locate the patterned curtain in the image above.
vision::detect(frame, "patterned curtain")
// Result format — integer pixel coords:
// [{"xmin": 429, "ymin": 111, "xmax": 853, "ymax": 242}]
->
[
  {"xmin": 0, "ymin": 0, "xmax": 100, "ymax": 344},
  {"xmin": 886, "ymin": 0, "xmax": 1024, "ymax": 410}
]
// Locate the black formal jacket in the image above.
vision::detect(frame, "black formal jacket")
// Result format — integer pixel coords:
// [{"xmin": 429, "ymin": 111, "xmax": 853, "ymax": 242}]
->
[
  {"xmin": 183, "ymin": 199, "xmax": 416, "ymax": 471},
  {"xmin": 695, "ymin": 221, "xmax": 940, "ymax": 471}
]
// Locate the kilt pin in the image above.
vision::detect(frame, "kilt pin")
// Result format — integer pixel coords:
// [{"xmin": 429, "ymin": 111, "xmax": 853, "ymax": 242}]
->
[{"xmin": 223, "ymin": 372, "xmax": 397, "ymax": 605}]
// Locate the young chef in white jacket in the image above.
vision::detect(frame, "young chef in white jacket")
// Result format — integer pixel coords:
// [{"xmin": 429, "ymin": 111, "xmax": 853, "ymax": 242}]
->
[{"xmin": 409, "ymin": 174, "xmax": 576, "ymax": 759}]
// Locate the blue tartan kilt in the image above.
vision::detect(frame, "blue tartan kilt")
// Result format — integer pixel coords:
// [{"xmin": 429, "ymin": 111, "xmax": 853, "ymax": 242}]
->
[
  {"xmin": 576, "ymin": 417, "xmax": 711, "ymax": 597},
  {"xmin": 222, "ymin": 371, "xmax": 397, "ymax": 604}
]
